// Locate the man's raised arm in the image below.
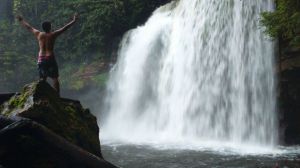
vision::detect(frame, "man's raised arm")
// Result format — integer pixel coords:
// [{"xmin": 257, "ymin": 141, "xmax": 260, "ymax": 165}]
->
[
  {"xmin": 53, "ymin": 14, "xmax": 78, "ymax": 37},
  {"xmin": 16, "ymin": 15, "xmax": 40, "ymax": 37}
]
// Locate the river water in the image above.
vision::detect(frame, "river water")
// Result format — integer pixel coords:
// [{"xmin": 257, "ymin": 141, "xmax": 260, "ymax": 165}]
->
[
  {"xmin": 99, "ymin": 0, "xmax": 300, "ymax": 167},
  {"xmin": 101, "ymin": 142, "xmax": 300, "ymax": 168}
]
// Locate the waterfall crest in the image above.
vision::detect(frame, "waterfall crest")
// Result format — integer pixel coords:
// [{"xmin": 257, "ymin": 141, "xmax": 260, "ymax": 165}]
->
[{"xmin": 101, "ymin": 0, "xmax": 277, "ymax": 148}]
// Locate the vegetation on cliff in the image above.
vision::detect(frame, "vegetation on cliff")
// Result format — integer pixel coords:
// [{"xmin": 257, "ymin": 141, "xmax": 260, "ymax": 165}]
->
[{"xmin": 261, "ymin": 0, "xmax": 300, "ymax": 47}]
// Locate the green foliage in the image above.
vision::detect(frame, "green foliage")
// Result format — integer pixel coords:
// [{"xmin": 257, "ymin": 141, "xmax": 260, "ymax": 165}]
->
[
  {"xmin": 92, "ymin": 73, "xmax": 109, "ymax": 87},
  {"xmin": 261, "ymin": 0, "xmax": 300, "ymax": 46},
  {"xmin": 70, "ymin": 79, "xmax": 85, "ymax": 90},
  {"xmin": 0, "ymin": 20, "xmax": 36, "ymax": 92}
]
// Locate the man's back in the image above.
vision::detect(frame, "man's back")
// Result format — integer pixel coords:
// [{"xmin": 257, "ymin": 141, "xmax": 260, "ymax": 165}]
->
[{"xmin": 37, "ymin": 32, "xmax": 56, "ymax": 56}]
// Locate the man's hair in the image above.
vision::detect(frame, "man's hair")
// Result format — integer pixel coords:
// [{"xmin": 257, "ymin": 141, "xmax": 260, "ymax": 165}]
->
[{"xmin": 42, "ymin": 21, "xmax": 51, "ymax": 33}]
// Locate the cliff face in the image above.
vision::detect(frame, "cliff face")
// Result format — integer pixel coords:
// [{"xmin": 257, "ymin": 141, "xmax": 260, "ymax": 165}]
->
[
  {"xmin": 0, "ymin": 81, "xmax": 116, "ymax": 168},
  {"xmin": 278, "ymin": 45, "xmax": 300, "ymax": 144}
]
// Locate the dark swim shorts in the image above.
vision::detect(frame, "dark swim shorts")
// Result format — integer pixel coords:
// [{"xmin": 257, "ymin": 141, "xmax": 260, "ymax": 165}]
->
[{"xmin": 38, "ymin": 58, "xmax": 59, "ymax": 78}]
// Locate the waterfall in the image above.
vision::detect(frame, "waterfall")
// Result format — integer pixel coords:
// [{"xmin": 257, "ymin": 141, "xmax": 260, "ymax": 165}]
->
[{"xmin": 101, "ymin": 0, "xmax": 277, "ymax": 148}]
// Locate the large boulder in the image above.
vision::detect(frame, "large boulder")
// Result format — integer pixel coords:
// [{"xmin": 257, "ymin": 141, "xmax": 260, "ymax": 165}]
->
[{"xmin": 0, "ymin": 81, "xmax": 102, "ymax": 157}]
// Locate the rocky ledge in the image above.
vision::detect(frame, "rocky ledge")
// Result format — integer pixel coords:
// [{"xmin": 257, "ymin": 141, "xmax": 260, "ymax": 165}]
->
[{"xmin": 0, "ymin": 81, "xmax": 117, "ymax": 168}]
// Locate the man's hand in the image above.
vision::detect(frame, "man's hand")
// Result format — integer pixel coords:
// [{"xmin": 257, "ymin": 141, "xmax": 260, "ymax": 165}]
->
[
  {"xmin": 16, "ymin": 15, "xmax": 23, "ymax": 22},
  {"xmin": 73, "ymin": 13, "xmax": 79, "ymax": 22},
  {"xmin": 53, "ymin": 13, "xmax": 78, "ymax": 36}
]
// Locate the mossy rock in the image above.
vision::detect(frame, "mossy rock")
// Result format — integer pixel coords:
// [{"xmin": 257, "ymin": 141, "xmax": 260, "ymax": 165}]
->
[{"xmin": 0, "ymin": 81, "xmax": 102, "ymax": 157}]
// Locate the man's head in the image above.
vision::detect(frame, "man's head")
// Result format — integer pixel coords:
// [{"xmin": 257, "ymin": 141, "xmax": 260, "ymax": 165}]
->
[{"xmin": 42, "ymin": 21, "xmax": 51, "ymax": 33}]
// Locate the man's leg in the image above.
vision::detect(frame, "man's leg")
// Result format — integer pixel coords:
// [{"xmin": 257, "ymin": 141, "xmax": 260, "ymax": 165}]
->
[
  {"xmin": 38, "ymin": 63, "xmax": 47, "ymax": 81},
  {"xmin": 52, "ymin": 78, "xmax": 60, "ymax": 96}
]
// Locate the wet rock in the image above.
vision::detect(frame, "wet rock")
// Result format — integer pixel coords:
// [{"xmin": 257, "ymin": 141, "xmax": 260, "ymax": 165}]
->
[
  {"xmin": 0, "ymin": 81, "xmax": 102, "ymax": 157},
  {"xmin": 280, "ymin": 68, "xmax": 300, "ymax": 145},
  {"xmin": 278, "ymin": 44, "xmax": 300, "ymax": 145}
]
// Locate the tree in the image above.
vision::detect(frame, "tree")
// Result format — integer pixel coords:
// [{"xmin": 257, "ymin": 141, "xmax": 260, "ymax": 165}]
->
[{"xmin": 261, "ymin": 0, "xmax": 300, "ymax": 47}]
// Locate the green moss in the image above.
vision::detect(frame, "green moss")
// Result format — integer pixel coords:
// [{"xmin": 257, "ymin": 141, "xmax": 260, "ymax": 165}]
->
[
  {"xmin": 8, "ymin": 94, "xmax": 27, "ymax": 109},
  {"xmin": 7, "ymin": 83, "xmax": 37, "ymax": 109},
  {"xmin": 65, "ymin": 106, "xmax": 75, "ymax": 113}
]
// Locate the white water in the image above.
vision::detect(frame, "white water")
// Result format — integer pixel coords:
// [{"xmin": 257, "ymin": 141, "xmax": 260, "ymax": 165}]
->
[{"xmin": 101, "ymin": 0, "xmax": 277, "ymax": 151}]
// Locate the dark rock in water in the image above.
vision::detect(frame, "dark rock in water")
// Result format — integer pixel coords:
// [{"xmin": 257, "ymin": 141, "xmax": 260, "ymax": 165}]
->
[
  {"xmin": 0, "ymin": 81, "xmax": 116, "ymax": 168},
  {"xmin": 0, "ymin": 116, "xmax": 116, "ymax": 168}
]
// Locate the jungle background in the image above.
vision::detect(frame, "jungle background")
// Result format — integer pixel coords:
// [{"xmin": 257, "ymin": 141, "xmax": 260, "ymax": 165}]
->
[{"xmin": 0, "ymin": 0, "xmax": 170, "ymax": 93}]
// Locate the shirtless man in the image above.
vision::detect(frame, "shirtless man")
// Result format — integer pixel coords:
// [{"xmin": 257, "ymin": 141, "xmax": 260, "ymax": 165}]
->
[{"xmin": 16, "ymin": 14, "xmax": 78, "ymax": 95}]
